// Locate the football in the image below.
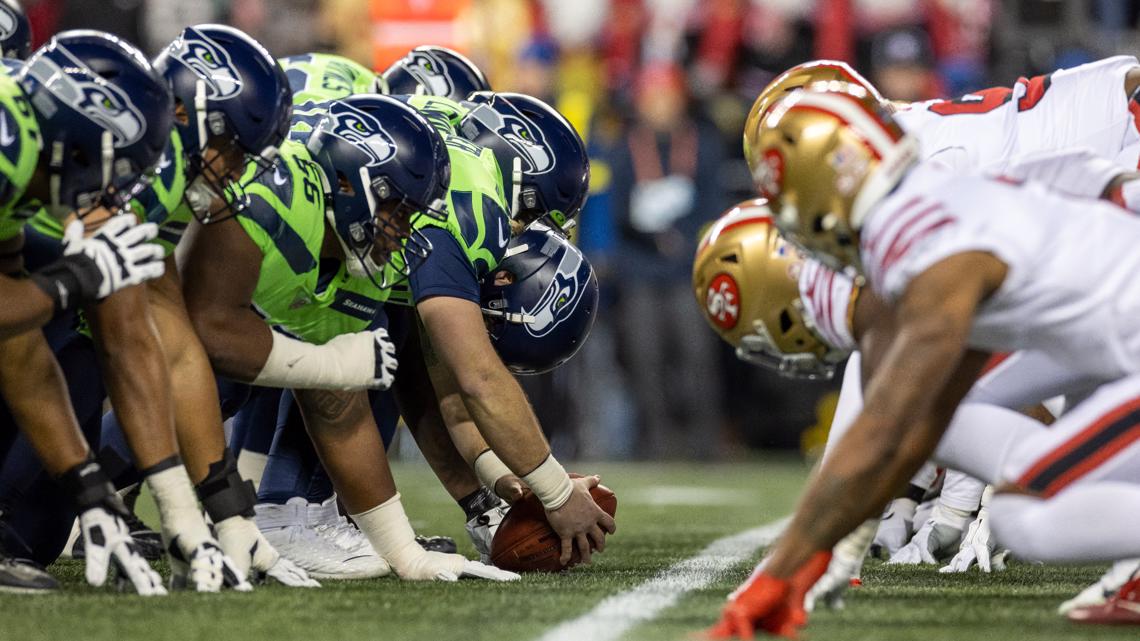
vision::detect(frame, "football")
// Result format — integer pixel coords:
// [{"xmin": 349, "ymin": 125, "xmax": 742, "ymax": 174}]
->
[{"xmin": 490, "ymin": 483, "xmax": 618, "ymax": 573}]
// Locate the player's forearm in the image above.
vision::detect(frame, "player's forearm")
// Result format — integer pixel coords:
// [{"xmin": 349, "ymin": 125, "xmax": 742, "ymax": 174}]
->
[
  {"xmin": 189, "ymin": 303, "xmax": 275, "ymax": 382},
  {"xmin": 0, "ymin": 278, "xmax": 55, "ymax": 337},
  {"xmin": 461, "ymin": 370, "xmax": 551, "ymax": 476},
  {"xmin": 0, "ymin": 331, "xmax": 89, "ymax": 474},
  {"xmin": 88, "ymin": 288, "xmax": 179, "ymax": 469}
]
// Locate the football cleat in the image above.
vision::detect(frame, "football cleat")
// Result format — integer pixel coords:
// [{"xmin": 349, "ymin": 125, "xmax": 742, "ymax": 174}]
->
[
  {"xmin": 0, "ymin": 551, "xmax": 58, "ymax": 594},
  {"xmin": 257, "ymin": 498, "xmax": 390, "ymax": 580},
  {"xmin": 1059, "ymin": 558, "xmax": 1140, "ymax": 615},
  {"xmin": 465, "ymin": 500, "xmax": 509, "ymax": 563},
  {"xmin": 1068, "ymin": 576, "xmax": 1140, "ymax": 624}
]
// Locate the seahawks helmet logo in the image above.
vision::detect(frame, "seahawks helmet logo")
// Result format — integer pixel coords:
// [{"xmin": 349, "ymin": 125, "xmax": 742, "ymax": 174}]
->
[
  {"xmin": 524, "ymin": 249, "xmax": 583, "ymax": 337},
  {"xmin": 323, "ymin": 102, "xmax": 397, "ymax": 167},
  {"xmin": 170, "ymin": 28, "xmax": 243, "ymax": 100},
  {"xmin": 401, "ymin": 50, "xmax": 454, "ymax": 98},
  {"xmin": 0, "ymin": 4, "xmax": 17, "ymax": 40},
  {"xmin": 24, "ymin": 46, "xmax": 147, "ymax": 147},
  {"xmin": 471, "ymin": 101, "xmax": 553, "ymax": 175}
]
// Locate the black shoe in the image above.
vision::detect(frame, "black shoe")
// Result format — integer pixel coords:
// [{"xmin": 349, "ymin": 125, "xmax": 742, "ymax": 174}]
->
[
  {"xmin": 415, "ymin": 535, "xmax": 457, "ymax": 554},
  {"xmin": 0, "ymin": 554, "xmax": 58, "ymax": 594},
  {"xmin": 72, "ymin": 509, "xmax": 164, "ymax": 561}
]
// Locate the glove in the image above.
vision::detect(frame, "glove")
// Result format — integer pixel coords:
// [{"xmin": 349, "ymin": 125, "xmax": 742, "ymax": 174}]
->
[
  {"xmin": 888, "ymin": 516, "xmax": 964, "ymax": 565},
  {"xmin": 871, "ymin": 498, "xmax": 916, "ymax": 558},
  {"xmin": 369, "ymin": 327, "xmax": 398, "ymax": 390},
  {"xmin": 62, "ymin": 216, "xmax": 165, "ymax": 299},
  {"xmin": 707, "ymin": 552, "xmax": 831, "ymax": 640},
  {"xmin": 215, "ymin": 515, "xmax": 320, "ymax": 588},
  {"xmin": 465, "ymin": 500, "xmax": 509, "ymax": 563},
  {"xmin": 169, "ymin": 540, "xmax": 253, "ymax": 592},
  {"xmin": 940, "ymin": 508, "xmax": 1009, "ymax": 573},
  {"xmin": 396, "ymin": 549, "xmax": 520, "ymax": 582},
  {"xmin": 78, "ymin": 505, "xmax": 166, "ymax": 596}
]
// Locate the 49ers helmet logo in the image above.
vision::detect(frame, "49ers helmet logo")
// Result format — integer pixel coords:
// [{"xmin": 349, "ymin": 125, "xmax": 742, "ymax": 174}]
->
[
  {"xmin": 706, "ymin": 273, "xmax": 740, "ymax": 330},
  {"xmin": 753, "ymin": 148, "xmax": 784, "ymax": 200}
]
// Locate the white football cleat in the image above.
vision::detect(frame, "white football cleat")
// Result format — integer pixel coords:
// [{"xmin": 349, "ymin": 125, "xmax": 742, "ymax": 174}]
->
[
  {"xmin": 255, "ymin": 498, "xmax": 390, "ymax": 580},
  {"xmin": 308, "ymin": 495, "xmax": 378, "ymax": 556},
  {"xmin": 465, "ymin": 500, "xmax": 509, "ymax": 563},
  {"xmin": 1059, "ymin": 558, "xmax": 1140, "ymax": 615}
]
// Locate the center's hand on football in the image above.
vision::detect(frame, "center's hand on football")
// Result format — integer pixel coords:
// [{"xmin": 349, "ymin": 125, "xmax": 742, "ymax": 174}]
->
[{"xmin": 546, "ymin": 475, "xmax": 616, "ymax": 566}]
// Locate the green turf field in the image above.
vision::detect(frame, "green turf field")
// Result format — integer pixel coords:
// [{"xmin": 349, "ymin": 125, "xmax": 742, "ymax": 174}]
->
[{"xmin": 0, "ymin": 459, "xmax": 1133, "ymax": 641}]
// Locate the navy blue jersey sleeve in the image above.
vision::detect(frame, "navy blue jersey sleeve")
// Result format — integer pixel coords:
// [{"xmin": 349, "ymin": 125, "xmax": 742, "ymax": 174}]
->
[{"xmin": 409, "ymin": 227, "xmax": 480, "ymax": 304}]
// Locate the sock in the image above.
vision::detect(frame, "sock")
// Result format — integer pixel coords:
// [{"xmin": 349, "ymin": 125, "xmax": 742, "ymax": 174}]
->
[
  {"xmin": 306, "ymin": 465, "xmax": 335, "ymax": 505},
  {"xmin": 458, "ymin": 486, "xmax": 500, "ymax": 521},
  {"xmin": 990, "ymin": 484, "xmax": 1140, "ymax": 562},
  {"xmin": 236, "ymin": 450, "xmax": 267, "ymax": 490},
  {"xmin": 939, "ymin": 470, "xmax": 987, "ymax": 513},
  {"xmin": 256, "ymin": 401, "xmax": 319, "ymax": 505},
  {"xmin": 145, "ymin": 460, "xmax": 212, "ymax": 554}
]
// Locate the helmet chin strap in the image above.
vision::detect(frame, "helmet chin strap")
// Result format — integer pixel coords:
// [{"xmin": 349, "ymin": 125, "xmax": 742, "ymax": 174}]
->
[
  {"xmin": 49, "ymin": 140, "xmax": 63, "ymax": 215},
  {"xmin": 481, "ymin": 307, "xmax": 537, "ymax": 325},
  {"xmin": 99, "ymin": 130, "xmax": 113, "ymax": 191},
  {"xmin": 194, "ymin": 79, "xmax": 208, "ymax": 153},
  {"xmin": 509, "ymin": 156, "xmax": 523, "ymax": 219}
]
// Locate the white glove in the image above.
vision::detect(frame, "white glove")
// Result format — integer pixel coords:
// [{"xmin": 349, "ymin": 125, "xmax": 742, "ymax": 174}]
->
[
  {"xmin": 940, "ymin": 508, "xmax": 1009, "ymax": 573},
  {"xmin": 871, "ymin": 498, "xmax": 916, "ymax": 558},
  {"xmin": 215, "ymin": 515, "xmax": 320, "ymax": 588},
  {"xmin": 62, "ymin": 216, "xmax": 165, "ymax": 299},
  {"xmin": 465, "ymin": 500, "xmax": 509, "ymax": 564},
  {"xmin": 396, "ymin": 549, "xmax": 520, "ymax": 582},
  {"xmin": 369, "ymin": 327, "xmax": 398, "ymax": 390},
  {"xmin": 888, "ymin": 516, "xmax": 964, "ymax": 565},
  {"xmin": 805, "ymin": 519, "xmax": 876, "ymax": 612},
  {"xmin": 169, "ymin": 539, "xmax": 253, "ymax": 592},
  {"xmin": 79, "ymin": 505, "xmax": 166, "ymax": 596}
]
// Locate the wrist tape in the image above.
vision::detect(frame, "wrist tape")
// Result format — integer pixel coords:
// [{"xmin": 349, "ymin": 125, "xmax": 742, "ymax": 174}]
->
[
  {"xmin": 252, "ymin": 330, "xmax": 375, "ymax": 390},
  {"xmin": 29, "ymin": 254, "xmax": 103, "ymax": 312},
  {"xmin": 473, "ymin": 449, "xmax": 512, "ymax": 494},
  {"xmin": 196, "ymin": 450, "xmax": 257, "ymax": 522},
  {"xmin": 522, "ymin": 455, "xmax": 573, "ymax": 510}
]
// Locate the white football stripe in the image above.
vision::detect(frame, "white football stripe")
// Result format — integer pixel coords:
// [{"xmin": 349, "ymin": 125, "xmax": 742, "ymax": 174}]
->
[{"xmin": 533, "ymin": 516, "xmax": 790, "ymax": 641}]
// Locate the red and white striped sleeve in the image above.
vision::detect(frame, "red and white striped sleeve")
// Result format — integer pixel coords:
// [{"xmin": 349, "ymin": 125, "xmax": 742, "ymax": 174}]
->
[{"xmin": 797, "ymin": 258, "xmax": 858, "ymax": 353}]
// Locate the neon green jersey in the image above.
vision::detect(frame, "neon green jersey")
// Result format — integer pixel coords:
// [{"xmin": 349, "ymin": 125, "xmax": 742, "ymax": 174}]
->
[
  {"xmin": 281, "ymin": 53, "xmax": 386, "ymax": 141},
  {"xmin": 235, "ymin": 139, "xmax": 390, "ymax": 344},
  {"xmin": 0, "ymin": 71, "xmax": 42, "ymax": 242}
]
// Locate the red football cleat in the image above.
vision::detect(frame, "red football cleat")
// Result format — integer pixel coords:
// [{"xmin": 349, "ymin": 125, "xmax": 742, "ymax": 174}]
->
[
  {"xmin": 1068, "ymin": 577, "xmax": 1140, "ymax": 625},
  {"xmin": 849, "ymin": 578, "xmax": 863, "ymax": 588}
]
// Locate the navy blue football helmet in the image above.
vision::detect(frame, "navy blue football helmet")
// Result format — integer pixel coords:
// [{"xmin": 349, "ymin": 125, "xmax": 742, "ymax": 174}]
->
[
  {"xmin": 481, "ymin": 223, "xmax": 598, "ymax": 374},
  {"xmin": 153, "ymin": 24, "xmax": 292, "ymax": 223},
  {"xmin": 305, "ymin": 94, "xmax": 449, "ymax": 288},
  {"xmin": 383, "ymin": 45, "xmax": 489, "ymax": 101},
  {"xmin": 19, "ymin": 30, "xmax": 173, "ymax": 216},
  {"xmin": 459, "ymin": 92, "xmax": 588, "ymax": 230},
  {"xmin": 0, "ymin": 0, "xmax": 30, "ymax": 60}
]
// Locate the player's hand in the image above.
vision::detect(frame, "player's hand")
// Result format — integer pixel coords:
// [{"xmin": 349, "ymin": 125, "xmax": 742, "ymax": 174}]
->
[
  {"xmin": 546, "ymin": 475, "xmax": 616, "ymax": 566},
  {"xmin": 169, "ymin": 539, "xmax": 252, "ymax": 592},
  {"xmin": 395, "ymin": 549, "xmax": 519, "ymax": 581},
  {"xmin": 494, "ymin": 474, "xmax": 527, "ymax": 504},
  {"xmin": 62, "ymin": 217, "xmax": 165, "ymax": 299},
  {"xmin": 804, "ymin": 549, "xmax": 861, "ymax": 612},
  {"xmin": 369, "ymin": 327, "xmax": 398, "ymax": 390},
  {"xmin": 215, "ymin": 515, "xmax": 319, "ymax": 587},
  {"xmin": 706, "ymin": 553, "xmax": 830, "ymax": 639},
  {"xmin": 940, "ymin": 509, "xmax": 1008, "ymax": 573},
  {"xmin": 888, "ymin": 517, "xmax": 963, "ymax": 565},
  {"xmin": 79, "ymin": 505, "xmax": 166, "ymax": 596},
  {"xmin": 870, "ymin": 498, "xmax": 915, "ymax": 558}
]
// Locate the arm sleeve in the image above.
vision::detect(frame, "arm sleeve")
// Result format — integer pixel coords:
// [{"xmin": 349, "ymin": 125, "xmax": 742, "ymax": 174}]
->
[{"xmin": 408, "ymin": 227, "xmax": 480, "ymax": 304}]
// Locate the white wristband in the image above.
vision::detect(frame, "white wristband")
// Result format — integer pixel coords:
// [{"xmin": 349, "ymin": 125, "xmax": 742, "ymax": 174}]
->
[
  {"xmin": 473, "ymin": 450, "xmax": 512, "ymax": 495},
  {"xmin": 522, "ymin": 455, "xmax": 573, "ymax": 510},
  {"xmin": 252, "ymin": 330, "xmax": 374, "ymax": 390},
  {"xmin": 350, "ymin": 493, "xmax": 423, "ymax": 573}
]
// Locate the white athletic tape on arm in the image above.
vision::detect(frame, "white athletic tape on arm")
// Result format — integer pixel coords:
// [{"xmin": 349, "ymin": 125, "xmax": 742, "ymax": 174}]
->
[
  {"xmin": 252, "ymin": 331, "xmax": 375, "ymax": 390},
  {"xmin": 473, "ymin": 450, "xmax": 513, "ymax": 494},
  {"xmin": 522, "ymin": 455, "xmax": 574, "ymax": 510}
]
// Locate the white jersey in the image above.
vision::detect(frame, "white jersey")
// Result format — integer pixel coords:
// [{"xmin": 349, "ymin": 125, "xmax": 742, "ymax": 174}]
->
[
  {"xmin": 862, "ymin": 162, "xmax": 1140, "ymax": 381},
  {"xmin": 894, "ymin": 55, "xmax": 1140, "ymax": 171},
  {"xmin": 797, "ymin": 258, "xmax": 858, "ymax": 353}
]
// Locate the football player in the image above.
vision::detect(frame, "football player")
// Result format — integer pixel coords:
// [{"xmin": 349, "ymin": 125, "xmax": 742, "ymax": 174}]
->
[
  {"xmin": 0, "ymin": 31, "xmax": 176, "ymax": 595},
  {"xmin": 383, "ymin": 45, "xmax": 490, "ymax": 101},
  {"xmin": 707, "ymin": 83, "xmax": 1140, "ymax": 637},
  {"xmin": 183, "ymin": 93, "xmax": 516, "ymax": 582},
  {"xmin": 0, "ymin": 0, "xmax": 30, "ymax": 60}
]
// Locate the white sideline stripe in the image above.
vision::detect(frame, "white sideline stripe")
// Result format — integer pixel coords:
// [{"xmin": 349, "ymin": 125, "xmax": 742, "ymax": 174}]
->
[{"xmin": 534, "ymin": 516, "xmax": 790, "ymax": 641}]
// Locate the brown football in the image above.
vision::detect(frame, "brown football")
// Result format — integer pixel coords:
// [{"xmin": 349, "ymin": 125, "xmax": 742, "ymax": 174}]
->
[{"xmin": 490, "ymin": 483, "xmax": 617, "ymax": 572}]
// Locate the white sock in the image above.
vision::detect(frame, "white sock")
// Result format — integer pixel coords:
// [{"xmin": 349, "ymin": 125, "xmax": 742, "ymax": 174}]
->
[
  {"xmin": 146, "ymin": 465, "xmax": 212, "ymax": 554},
  {"xmin": 991, "ymin": 483, "xmax": 1140, "ymax": 562},
  {"xmin": 237, "ymin": 449, "xmax": 269, "ymax": 491},
  {"xmin": 940, "ymin": 470, "xmax": 987, "ymax": 513}
]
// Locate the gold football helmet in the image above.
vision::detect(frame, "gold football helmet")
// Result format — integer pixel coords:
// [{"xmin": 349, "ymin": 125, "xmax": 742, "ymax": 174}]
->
[
  {"xmin": 751, "ymin": 81, "xmax": 919, "ymax": 271},
  {"xmin": 693, "ymin": 199, "xmax": 845, "ymax": 380},
  {"xmin": 744, "ymin": 60, "xmax": 885, "ymax": 176}
]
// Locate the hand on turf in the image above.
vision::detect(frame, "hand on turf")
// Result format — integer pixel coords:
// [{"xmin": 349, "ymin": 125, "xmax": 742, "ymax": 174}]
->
[
  {"xmin": 870, "ymin": 498, "xmax": 915, "ymax": 558},
  {"xmin": 888, "ymin": 517, "xmax": 962, "ymax": 566},
  {"xmin": 546, "ymin": 475, "xmax": 616, "ymax": 566},
  {"xmin": 940, "ymin": 509, "xmax": 1008, "ymax": 573},
  {"xmin": 396, "ymin": 549, "xmax": 519, "ymax": 581},
  {"xmin": 215, "ymin": 515, "xmax": 320, "ymax": 587},
  {"xmin": 79, "ymin": 505, "xmax": 166, "ymax": 596},
  {"xmin": 707, "ymin": 552, "xmax": 831, "ymax": 640},
  {"xmin": 804, "ymin": 549, "xmax": 861, "ymax": 612},
  {"xmin": 170, "ymin": 539, "xmax": 253, "ymax": 592}
]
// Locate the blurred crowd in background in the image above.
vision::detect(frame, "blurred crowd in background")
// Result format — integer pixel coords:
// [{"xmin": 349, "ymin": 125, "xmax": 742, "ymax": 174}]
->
[{"xmin": 28, "ymin": 0, "xmax": 1140, "ymax": 458}]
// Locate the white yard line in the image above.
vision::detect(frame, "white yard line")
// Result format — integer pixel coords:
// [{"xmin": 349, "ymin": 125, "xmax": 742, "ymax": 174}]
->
[{"xmin": 533, "ymin": 516, "xmax": 790, "ymax": 641}]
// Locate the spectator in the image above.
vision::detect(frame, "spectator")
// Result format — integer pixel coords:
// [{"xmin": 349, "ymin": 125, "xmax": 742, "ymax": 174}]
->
[
  {"xmin": 869, "ymin": 26, "xmax": 940, "ymax": 101},
  {"xmin": 611, "ymin": 63, "xmax": 726, "ymax": 459}
]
